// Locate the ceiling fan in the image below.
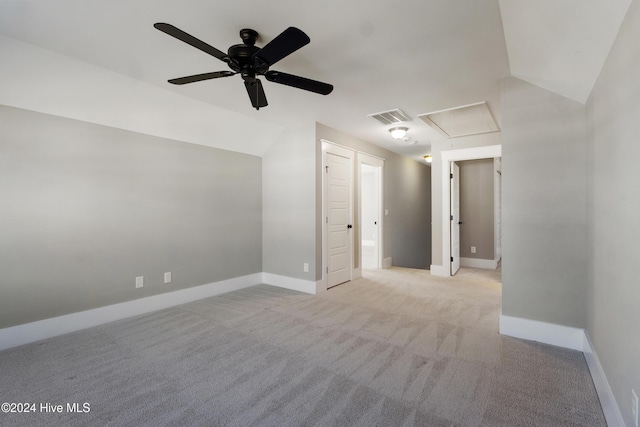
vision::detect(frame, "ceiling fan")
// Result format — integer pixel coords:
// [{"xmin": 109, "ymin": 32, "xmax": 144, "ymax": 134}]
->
[{"xmin": 154, "ymin": 23, "xmax": 334, "ymax": 110}]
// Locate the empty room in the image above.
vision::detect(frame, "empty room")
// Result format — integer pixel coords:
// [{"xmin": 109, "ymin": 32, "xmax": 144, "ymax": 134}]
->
[{"xmin": 1, "ymin": 0, "xmax": 639, "ymax": 426}]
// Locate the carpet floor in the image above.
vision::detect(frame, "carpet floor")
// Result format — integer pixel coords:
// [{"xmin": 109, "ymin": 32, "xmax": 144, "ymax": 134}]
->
[{"xmin": 0, "ymin": 267, "xmax": 606, "ymax": 426}]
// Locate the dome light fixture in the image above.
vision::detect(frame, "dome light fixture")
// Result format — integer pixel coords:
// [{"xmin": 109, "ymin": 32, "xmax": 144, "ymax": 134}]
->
[
  {"xmin": 424, "ymin": 155, "xmax": 432, "ymax": 163},
  {"xmin": 389, "ymin": 127, "xmax": 408, "ymax": 139}
]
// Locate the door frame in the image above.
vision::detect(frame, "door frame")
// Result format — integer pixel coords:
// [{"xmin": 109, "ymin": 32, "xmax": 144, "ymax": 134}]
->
[
  {"xmin": 433, "ymin": 145, "xmax": 502, "ymax": 277},
  {"xmin": 357, "ymin": 152, "xmax": 384, "ymax": 272},
  {"xmin": 321, "ymin": 140, "xmax": 355, "ymax": 289}
]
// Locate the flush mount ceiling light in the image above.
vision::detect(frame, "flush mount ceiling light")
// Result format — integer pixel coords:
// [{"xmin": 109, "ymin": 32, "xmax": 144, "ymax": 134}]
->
[
  {"xmin": 389, "ymin": 127, "xmax": 408, "ymax": 139},
  {"xmin": 424, "ymin": 155, "xmax": 432, "ymax": 163}
]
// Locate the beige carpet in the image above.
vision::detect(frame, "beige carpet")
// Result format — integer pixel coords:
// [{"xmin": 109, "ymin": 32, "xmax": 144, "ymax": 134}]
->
[{"xmin": 0, "ymin": 267, "xmax": 605, "ymax": 426}]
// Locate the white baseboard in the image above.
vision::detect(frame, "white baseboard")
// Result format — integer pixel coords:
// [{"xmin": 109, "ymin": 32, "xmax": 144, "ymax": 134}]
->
[
  {"xmin": 500, "ymin": 315, "xmax": 624, "ymax": 427},
  {"xmin": 0, "ymin": 273, "xmax": 262, "ymax": 352},
  {"xmin": 262, "ymin": 272, "xmax": 319, "ymax": 295},
  {"xmin": 353, "ymin": 267, "xmax": 362, "ymax": 279},
  {"xmin": 460, "ymin": 257, "xmax": 498, "ymax": 269},
  {"xmin": 583, "ymin": 332, "xmax": 626, "ymax": 427},
  {"xmin": 430, "ymin": 264, "xmax": 449, "ymax": 277},
  {"xmin": 382, "ymin": 257, "xmax": 392, "ymax": 269},
  {"xmin": 499, "ymin": 315, "xmax": 585, "ymax": 351}
]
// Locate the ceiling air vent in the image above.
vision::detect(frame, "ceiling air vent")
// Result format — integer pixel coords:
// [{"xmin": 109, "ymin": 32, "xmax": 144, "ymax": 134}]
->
[{"xmin": 368, "ymin": 108, "xmax": 411, "ymax": 125}]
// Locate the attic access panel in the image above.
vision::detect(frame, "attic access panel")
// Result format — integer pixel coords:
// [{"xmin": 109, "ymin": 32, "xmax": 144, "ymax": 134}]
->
[{"xmin": 418, "ymin": 101, "xmax": 499, "ymax": 138}]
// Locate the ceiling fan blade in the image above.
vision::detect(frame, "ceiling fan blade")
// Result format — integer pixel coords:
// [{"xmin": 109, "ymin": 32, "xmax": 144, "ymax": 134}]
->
[
  {"xmin": 265, "ymin": 71, "xmax": 333, "ymax": 95},
  {"xmin": 168, "ymin": 71, "xmax": 235, "ymax": 85},
  {"xmin": 244, "ymin": 79, "xmax": 268, "ymax": 110},
  {"xmin": 154, "ymin": 23, "xmax": 228, "ymax": 62},
  {"xmin": 253, "ymin": 27, "xmax": 310, "ymax": 67}
]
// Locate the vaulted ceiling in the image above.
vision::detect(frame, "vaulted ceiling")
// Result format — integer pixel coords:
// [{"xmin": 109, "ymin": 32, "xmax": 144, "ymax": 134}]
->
[{"xmin": 0, "ymin": 0, "xmax": 632, "ymax": 161}]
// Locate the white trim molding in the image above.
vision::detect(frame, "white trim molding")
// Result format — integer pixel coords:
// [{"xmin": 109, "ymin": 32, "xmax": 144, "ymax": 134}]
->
[
  {"xmin": 0, "ymin": 273, "xmax": 262, "ymax": 352},
  {"xmin": 500, "ymin": 315, "xmax": 624, "ymax": 427},
  {"xmin": 430, "ymin": 264, "xmax": 449, "ymax": 276},
  {"xmin": 460, "ymin": 257, "xmax": 499, "ymax": 269},
  {"xmin": 499, "ymin": 314, "xmax": 585, "ymax": 351},
  {"xmin": 583, "ymin": 332, "xmax": 626, "ymax": 427},
  {"xmin": 262, "ymin": 272, "xmax": 320, "ymax": 294}
]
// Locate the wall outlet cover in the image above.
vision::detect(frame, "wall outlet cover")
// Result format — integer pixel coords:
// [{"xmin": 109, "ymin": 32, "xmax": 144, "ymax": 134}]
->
[
  {"xmin": 135, "ymin": 276, "xmax": 144, "ymax": 288},
  {"xmin": 164, "ymin": 272, "xmax": 171, "ymax": 284}
]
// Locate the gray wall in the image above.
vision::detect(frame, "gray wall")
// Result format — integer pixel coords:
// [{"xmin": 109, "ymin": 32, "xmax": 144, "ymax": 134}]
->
[
  {"xmin": 385, "ymin": 155, "xmax": 432, "ymax": 269},
  {"xmin": 501, "ymin": 77, "xmax": 587, "ymax": 329},
  {"xmin": 316, "ymin": 123, "xmax": 431, "ymax": 269},
  {"xmin": 262, "ymin": 123, "xmax": 319, "ymax": 280},
  {"xmin": 0, "ymin": 106, "xmax": 263, "ymax": 329},
  {"xmin": 586, "ymin": 1, "xmax": 640, "ymax": 424},
  {"xmin": 459, "ymin": 159, "xmax": 494, "ymax": 260}
]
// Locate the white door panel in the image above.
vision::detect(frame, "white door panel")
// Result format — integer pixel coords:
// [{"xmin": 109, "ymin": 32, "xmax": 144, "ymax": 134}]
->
[
  {"xmin": 325, "ymin": 148, "xmax": 353, "ymax": 288},
  {"xmin": 451, "ymin": 162, "xmax": 461, "ymax": 275},
  {"xmin": 360, "ymin": 162, "xmax": 382, "ymax": 269}
]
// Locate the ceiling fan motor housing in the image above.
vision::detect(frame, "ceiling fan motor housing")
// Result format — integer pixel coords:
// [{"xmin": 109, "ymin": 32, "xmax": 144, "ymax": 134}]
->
[{"xmin": 228, "ymin": 29, "xmax": 265, "ymax": 80}]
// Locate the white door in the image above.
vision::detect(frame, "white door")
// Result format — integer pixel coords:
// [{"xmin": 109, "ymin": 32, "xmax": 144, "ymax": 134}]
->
[
  {"xmin": 325, "ymin": 146, "xmax": 353, "ymax": 288},
  {"xmin": 494, "ymin": 158, "xmax": 502, "ymax": 261},
  {"xmin": 361, "ymin": 163, "xmax": 381, "ymax": 269},
  {"xmin": 450, "ymin": 162, "xmax": 461, "ymax": 275}
]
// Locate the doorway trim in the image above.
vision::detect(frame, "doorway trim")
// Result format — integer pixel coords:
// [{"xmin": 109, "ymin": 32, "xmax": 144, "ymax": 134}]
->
[{"xmin": 432, "ymin": 144, "xmax": 502, "ymax": 277}]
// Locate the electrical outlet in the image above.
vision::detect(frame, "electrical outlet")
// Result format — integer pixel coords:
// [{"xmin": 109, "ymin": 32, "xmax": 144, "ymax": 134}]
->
[
  {"xmin": 303, "ymin": 263, "xmax": 309, "ymax": 273},
  {"xmin": 164, "ymin": 272, "xmax": 171, "ymax": 284},
  {"xmin": 471, "ymin": 246, "xmax": 477, "ymax": 254},
  {"xmin": 135, "ymin": 276, "xmax": 144, "ymax": 289},
  {"xmin": 632, "ymin": 388, "xmax": 638, "ymax": 427}
]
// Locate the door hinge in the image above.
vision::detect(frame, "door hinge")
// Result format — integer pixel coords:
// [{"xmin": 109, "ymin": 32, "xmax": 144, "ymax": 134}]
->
[
  {"xmin": 326, "ymin": 216, "xmax": 328, "ymax": 224},
  {"xmin": 325, "ymin": 165, "xmax": 329, "ymax": 173},
  {"xmin": 451, "ymin": 256, "xmax": 454, "ymax": 262},
  {"xmin": 326, "ymin": 267, "xmax": 329, "ymax": 274},
  {"xmin": 450, "ymin": 173, "xmax": 453, "ymax": 179},
  {"xmin": 450, "ymin": 215, "xmax": 453, "ymax": 221}
]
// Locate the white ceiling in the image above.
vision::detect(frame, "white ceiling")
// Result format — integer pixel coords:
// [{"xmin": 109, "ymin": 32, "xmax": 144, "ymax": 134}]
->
[
  {"xmin": 500, "ymin": 0, "xmax": 632, "ymax": 104},
  {"xmin": 0, "ymin": 0, "xmax": 631, "ymax": 161}
]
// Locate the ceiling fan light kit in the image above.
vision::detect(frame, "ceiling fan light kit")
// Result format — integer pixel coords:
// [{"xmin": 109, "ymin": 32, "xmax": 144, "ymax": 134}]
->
[{"xmin": 154, "ymin": 23, "xmax": 333, "ymax": 110}]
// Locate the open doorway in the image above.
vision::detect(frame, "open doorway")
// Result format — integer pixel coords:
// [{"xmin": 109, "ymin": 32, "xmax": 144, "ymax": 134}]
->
[
  {"xmin": 456, "ymin": 158, "xmax": 501, "ymax": 271},
  {"xmin": 433, "ymin": 144, "xmax": 502, "ymax": 277}
]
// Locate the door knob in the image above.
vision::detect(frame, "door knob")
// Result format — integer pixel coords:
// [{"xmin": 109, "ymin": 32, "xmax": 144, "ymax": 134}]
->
[
  {"xmin": 347, "ymin": 224, "xmax": 353, "ymax": 229},
  {"xmin": 458, "ymin": 221, "xmax": 463, "ymax": 225}
]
